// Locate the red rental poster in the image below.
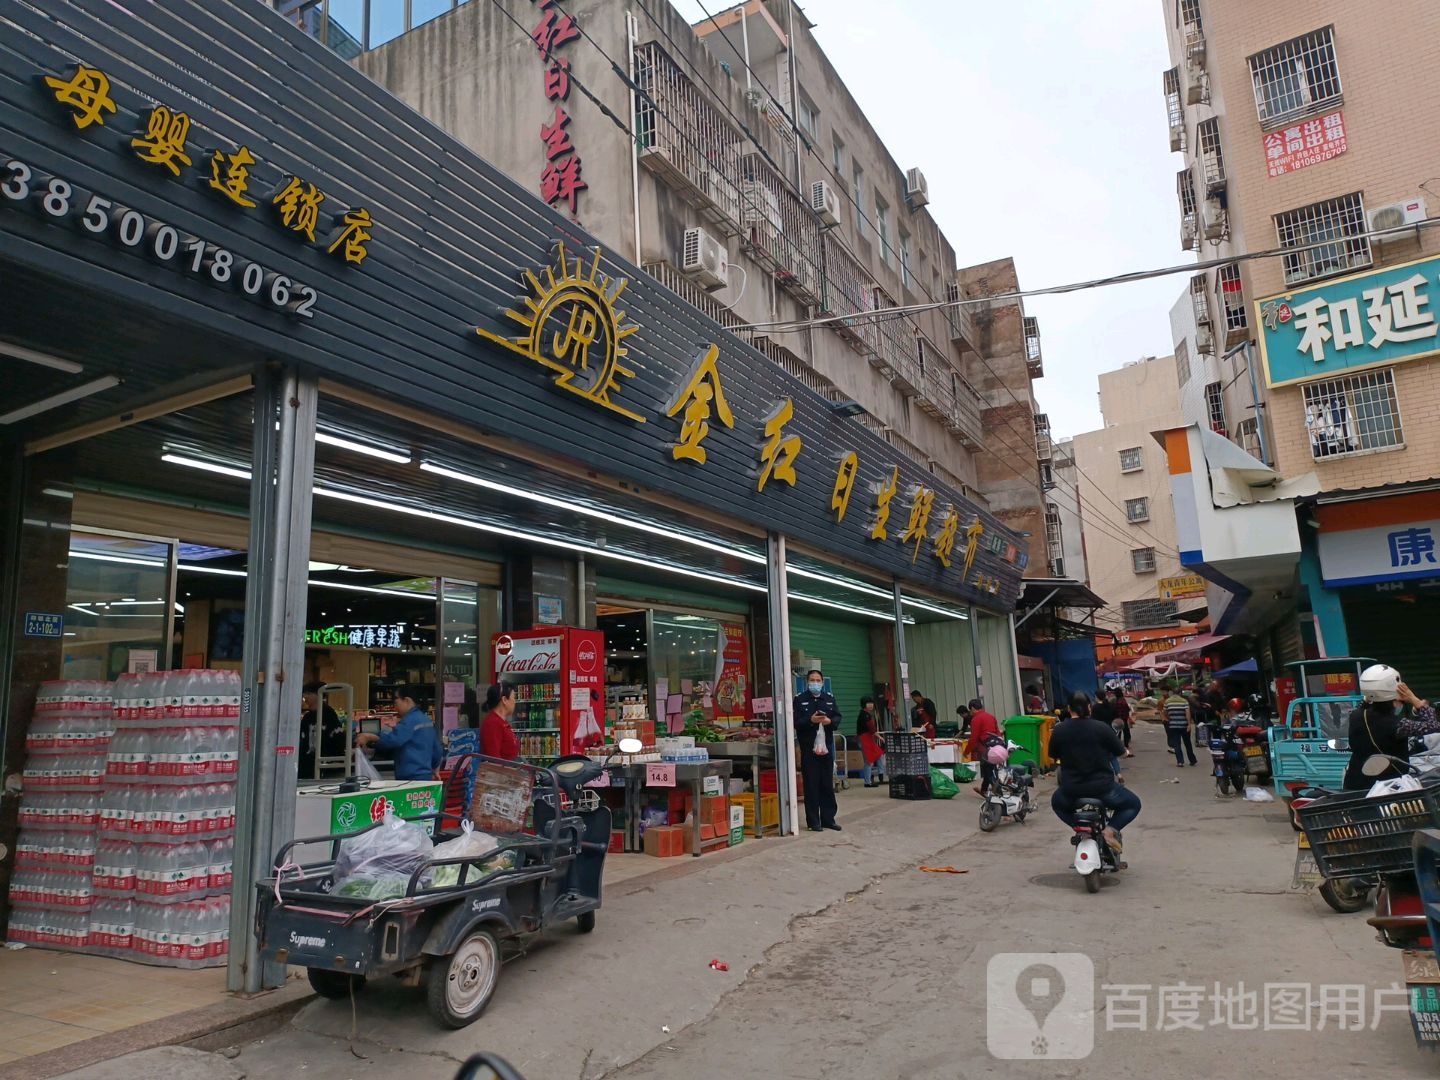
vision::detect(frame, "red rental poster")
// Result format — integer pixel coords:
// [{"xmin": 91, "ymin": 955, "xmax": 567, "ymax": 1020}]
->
[{"xmin": 1263, "ymin": 110, "xmax": 1347, "ymax": 178}]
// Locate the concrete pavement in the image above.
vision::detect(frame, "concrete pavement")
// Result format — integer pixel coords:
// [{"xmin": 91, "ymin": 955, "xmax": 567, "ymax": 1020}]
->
[{"xmin": 57, "ymin": 723, "xmax": 1439, "ymax": 1078}]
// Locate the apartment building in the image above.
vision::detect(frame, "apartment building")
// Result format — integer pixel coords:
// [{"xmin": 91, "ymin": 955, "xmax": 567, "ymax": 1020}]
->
[
  {"xmin": 1158, "ymin": 0, "xmax": 1440, "ymax": 679},
  {"xmin": 1072, "ymin": 357, "xmax": 1189, "ymax": 631},
  {"xmin": 270, "ymin": 0, "xmax": 1049, "ymax": 567},
  {"xmin": 1048, "ymin": 438, "xmax": 1087, "ymax": 586}
]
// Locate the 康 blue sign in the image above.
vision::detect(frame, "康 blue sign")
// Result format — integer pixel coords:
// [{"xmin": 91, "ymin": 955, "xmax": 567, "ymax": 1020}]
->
[
  {"xmin": 23, "ymin": 612, "xmax": 64, "ymax": 638},
  {"xmin": 1256, "ymin": 253, "xmax": 1440, "ymax": 388}
]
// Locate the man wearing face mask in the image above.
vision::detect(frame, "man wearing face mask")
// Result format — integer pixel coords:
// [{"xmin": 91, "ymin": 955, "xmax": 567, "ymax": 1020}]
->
[{"xmin": 794, "ymin": 668, "xmax": 842, "ymax": 832}]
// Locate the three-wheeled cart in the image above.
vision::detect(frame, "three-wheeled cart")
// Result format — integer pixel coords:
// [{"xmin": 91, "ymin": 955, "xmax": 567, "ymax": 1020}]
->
[{"xmin": 257, "ymin": 754, "xmax": 611, "ymax": 1028}]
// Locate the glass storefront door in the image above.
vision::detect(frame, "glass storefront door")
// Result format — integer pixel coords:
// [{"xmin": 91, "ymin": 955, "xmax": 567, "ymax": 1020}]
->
[{"xmin": 63, "ymin": 529, "xmax": 178, "ymax": 680}]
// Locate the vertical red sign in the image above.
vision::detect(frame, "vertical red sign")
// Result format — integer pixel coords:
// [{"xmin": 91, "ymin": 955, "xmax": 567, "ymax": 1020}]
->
[{"xmin": 532, "ymin": 1, "xmax": 586, "ymax": 216}]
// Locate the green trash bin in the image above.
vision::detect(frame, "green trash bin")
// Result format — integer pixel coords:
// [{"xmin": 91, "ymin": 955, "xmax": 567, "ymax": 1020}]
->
[{"xmin": 1005, "ymin": 715, "xmax": 1048, "ymax": 772}]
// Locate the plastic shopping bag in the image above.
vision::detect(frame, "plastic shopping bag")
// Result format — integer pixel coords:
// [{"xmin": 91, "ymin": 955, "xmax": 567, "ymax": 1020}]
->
[
  {"xmin": 1242, "ymin": 786, "xmax": 1275, "ymax": 802},
  {"xmin": 812, "ymin": 725, "xmax": 828, "ymax": 756},
  {"xmin": 332, "ymin": 809, "xmax": 433, "ymax": 899},
  {"xmin": 929, "ymin": 766, "xmax": 959, "ymax": 800},
  {"xmin": 427, "ymin": 820, "xmax": 501, "ymax": 888},
  {"xmin": 354, "ymin": 747, "xmax": 381, "ymax": 782}
]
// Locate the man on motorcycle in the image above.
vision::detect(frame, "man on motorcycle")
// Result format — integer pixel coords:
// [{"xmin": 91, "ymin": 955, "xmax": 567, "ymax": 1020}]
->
[
  {"xmin": 1342, "ymin": 664, "xmax": 1440, "ymax": 789},
  {"xmin": 1050, "ymin": 694, "xmax": 1141, "ymax": 851}
]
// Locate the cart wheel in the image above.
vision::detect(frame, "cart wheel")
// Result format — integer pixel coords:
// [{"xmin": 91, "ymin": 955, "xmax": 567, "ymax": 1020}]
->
[
  {"xmin": 1084, "ymin": 872, "xmax": 1101, "ymax": 894},
  {"xmin": 427, "ymin": 929, "xmax": 502, "ymax": 1029},
  {"xmin": 1318, "ymin": 877, "xmax": 1372, "ymax": 914},
  {"xmin": 978, "ymin": 802, "xmax": 1002, "ymax": 832},
  {"xmin": 576, "ymin": 911, "xmax": 596, "ymax": 934},
  {"xmin": 307, "ymin": 969, "xmax": 365, "ymax": 1000}
]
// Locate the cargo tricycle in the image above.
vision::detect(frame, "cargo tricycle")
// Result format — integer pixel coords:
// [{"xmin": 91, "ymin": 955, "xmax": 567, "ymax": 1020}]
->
[
  {"xmin": 257, "ymin": 749, "xmax": 627, "ymax": 1028},
  {"xmin": 1268, "ymin": 657, "xmax": 1374, "ymax": 801}
]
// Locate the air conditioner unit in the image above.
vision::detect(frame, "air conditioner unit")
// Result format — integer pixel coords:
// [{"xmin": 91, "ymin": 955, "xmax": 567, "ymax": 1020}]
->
[
  {"xmin": 810, "ymin": 180, "xmax": 840, "ymax": 226},
  {"xmin": 1368, "ymin": 198, "xmax": 1427, "ymax": 237},
  {"xmin": 1202, "ymin": 197, "xmax": 1227, "ymax": 240},
  {"xmin": 1195, "ymin": 325, "xmax": 1215, "ymax": 355},
  {"xmin": 1181, "ymin": 215, "xmax": 1197, "ymax": 249},
  {"xmin": 681, "ymin": 227, "xmax": 729, "ymax": 291},
  {"xmin": 1185, "ymin": 60, "xmax": 1208, "ymax": 105},
  {"xmin": 905, "ymin": 167, "xmax": 930, "ymax": 208}
]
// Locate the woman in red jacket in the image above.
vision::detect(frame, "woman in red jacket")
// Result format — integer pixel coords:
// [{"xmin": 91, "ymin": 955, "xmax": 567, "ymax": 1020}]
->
[
  {"xmin": 479, "ymin": 682, "xmax": 521, "ymax": 760},
  {"xmin": 965, "ymin": 700, "xmax": 1002, "ymax": 797}
]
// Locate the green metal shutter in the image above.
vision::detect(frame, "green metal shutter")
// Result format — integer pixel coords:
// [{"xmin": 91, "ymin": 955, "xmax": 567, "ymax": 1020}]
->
[
  {"xmin": 788, "ymin": 613, "xmax": 875, "ymax": 736},
  {"xmin": 1340, "ymin": 590, "xmax": 1440, "ymax": 694}
]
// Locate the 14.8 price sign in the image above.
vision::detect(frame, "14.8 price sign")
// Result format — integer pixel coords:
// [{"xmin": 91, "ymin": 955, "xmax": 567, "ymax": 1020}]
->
[{"xmin": 2, "ymin": 156, "xmax": 318, "ymax": 318}]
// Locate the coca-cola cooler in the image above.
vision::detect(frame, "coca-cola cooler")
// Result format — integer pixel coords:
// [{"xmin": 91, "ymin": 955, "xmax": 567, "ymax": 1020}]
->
[{"xmin": 491, "ymin": 628, "xmax": 606, "ymax": 761}]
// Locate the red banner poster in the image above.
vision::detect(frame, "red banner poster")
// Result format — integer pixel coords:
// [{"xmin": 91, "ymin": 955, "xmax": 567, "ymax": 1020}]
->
[{"xmin": 715, "ymin": 623, "xmax": 750, "ymax": 721}]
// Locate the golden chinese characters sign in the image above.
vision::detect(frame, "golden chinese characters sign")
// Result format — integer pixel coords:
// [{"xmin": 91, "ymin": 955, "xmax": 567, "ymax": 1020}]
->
[{"xmin": 1158, "ymin": 574, "xmax": 1206, "ymax": 601}]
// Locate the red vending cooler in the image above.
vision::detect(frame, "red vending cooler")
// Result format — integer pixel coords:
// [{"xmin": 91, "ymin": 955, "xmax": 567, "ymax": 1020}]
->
[{"xmin": 491, "ymin": 628, "xmax": 606, "ymax": 762}]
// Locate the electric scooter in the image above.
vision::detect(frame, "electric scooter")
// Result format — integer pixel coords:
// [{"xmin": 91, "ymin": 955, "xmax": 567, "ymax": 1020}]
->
[
  {"xmin": 1071, "ymin": 797, "xmax": 1124, "ymax": 894},
  {"xmin": 978, "ymin": 740, "xmax": 1034, "ymax": 831}
]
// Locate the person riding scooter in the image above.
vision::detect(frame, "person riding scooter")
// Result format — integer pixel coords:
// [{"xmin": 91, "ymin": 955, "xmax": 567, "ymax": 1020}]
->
[
  {"xmin": 1342, "ymin": 664, "xmax": 1440, "ymax": 789},
  {"xmin": 1049, "ymin": 691, "xmax": 1142, "ymax": 852}
]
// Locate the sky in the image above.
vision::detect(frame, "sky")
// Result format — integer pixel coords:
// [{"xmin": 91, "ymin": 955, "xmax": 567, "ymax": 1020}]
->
[{"xmin": 671, "ymin": 0, "xmax": 1186, "ymax": 439}]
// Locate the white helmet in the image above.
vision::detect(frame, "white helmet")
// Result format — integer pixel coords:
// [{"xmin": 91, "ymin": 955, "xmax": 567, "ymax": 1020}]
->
[{"xmin": 1359, "ymin": 664, "xmax": 1400, "ymax": 703}]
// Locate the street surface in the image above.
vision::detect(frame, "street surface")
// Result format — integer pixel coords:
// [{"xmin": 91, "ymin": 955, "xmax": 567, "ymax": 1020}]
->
[{"xmin": 63, "ymin": 723, "xmax": 1439, "ymax": 1079}]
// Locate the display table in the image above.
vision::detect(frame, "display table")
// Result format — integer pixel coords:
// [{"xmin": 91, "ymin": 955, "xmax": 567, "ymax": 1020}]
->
[
  {"xmin": 603, "ymin": 759, "xmax": 734, "ymax": 856},
  {"xmin": 293, "ymin": 779, "xmax": 442, "ymax": 862},
  {"xmin": 704, "ymin": 741, "xmax": 776, "ymax": 838}
]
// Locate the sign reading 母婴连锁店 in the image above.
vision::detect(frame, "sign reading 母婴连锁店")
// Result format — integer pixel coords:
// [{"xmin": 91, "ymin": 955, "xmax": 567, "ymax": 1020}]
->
[
  {"xmin": 1262, "ymin": 110, "xmax": 1347, "ymax": 178},
  {"xmin": 1255, "ymin": 254, "xmax": 1440, "ymax": 388}
]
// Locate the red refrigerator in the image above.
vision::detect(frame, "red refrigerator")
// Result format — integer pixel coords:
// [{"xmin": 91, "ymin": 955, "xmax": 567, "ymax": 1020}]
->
[{"xmin": 491, "ymin": 627, "xmax": 606, "ymax": 761}]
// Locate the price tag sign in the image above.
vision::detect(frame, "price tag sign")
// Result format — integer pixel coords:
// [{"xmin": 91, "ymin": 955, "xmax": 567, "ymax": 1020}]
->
[
  {"xmin": 702, "ymin": 775, "xmax": 722, "ymax": 796},
  {"xmin": 646, "ymin": 763, "xmax": 676, "ymax": 788},
  {"xmin": 584, "ymin": 769, "xmax": 611, "ymax": 789},
  {"xmin": 750, "ymin": 696, "xmax": 774, "ymax": 716}
]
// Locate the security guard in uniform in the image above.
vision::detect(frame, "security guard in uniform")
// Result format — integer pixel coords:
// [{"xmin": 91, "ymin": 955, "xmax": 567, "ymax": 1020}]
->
[{"xmin": 793, "ymin": 668, "xmax": 841, "ymax": 832}]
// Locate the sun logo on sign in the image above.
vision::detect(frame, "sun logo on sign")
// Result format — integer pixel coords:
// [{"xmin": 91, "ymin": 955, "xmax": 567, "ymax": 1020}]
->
[{"xmin": 475, "ymin": 242, "xmax": 645, "ymax": 422}]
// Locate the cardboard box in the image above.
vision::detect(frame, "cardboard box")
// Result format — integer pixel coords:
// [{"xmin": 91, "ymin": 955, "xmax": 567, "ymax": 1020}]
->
[
  {"xmin": 701, "ymin": 795, "xmax": 728, "ymax": 827},
  {"xmin": 730, "ymin": 825, "xmax": 744, "ymax": 846},
  {"xmin": 643, "ymin": 825, "xmax": 683, "ymax": 857},
  {"xmin": 700, "ymin": 822, "xmax": 717, "ymax": 841}
]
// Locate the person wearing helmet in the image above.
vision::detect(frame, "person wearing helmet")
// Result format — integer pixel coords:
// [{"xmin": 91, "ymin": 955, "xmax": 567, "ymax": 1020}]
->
[{"xmin": 1342, "ymin": 664, "xmax": 1440, "ymax": 789}]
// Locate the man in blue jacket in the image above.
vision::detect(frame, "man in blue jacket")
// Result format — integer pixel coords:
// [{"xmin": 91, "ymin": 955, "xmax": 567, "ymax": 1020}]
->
[
  {"xmin": 794, "ymin": 669, "xmax": 841, "ymax": 832},
  {"xmin": 358, "ymin": 685, "xmax": 443, "ymax": 781}
]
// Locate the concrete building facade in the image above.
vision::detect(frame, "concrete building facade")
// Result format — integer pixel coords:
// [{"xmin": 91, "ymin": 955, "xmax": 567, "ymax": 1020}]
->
[
  {"xmin": 273, "ymin": 0, "xmax": 1049, "ymax": 568},
  {"xmin": 1158, "ymin": 0, "xmax": 1440, "ymax": 676},
  {"xmin": 1072, "ymin": 357, "xmax": 1187, "ymax": 630},
  {"xmin": 1049, "ymin": 438, "xmax": 1087, "ymax": 586}
]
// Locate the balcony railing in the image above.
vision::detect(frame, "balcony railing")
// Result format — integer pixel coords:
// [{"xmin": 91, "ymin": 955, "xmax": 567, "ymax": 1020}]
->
[
  {"xmin": 821, "ymin": 233, "xmax": 880, "ymax": 356},
  {"xmin": 738, "ymin": 152, "xmax": 823, "ymax": 307},
  {"xmin": 1034, "ymin": 413, "xmax": 1053, "ymax": 461},
  {"xmin": 944, "ymin": 282, "xmax": 978, "ymax": 354},
  {"xmin": 949, "ymin": 375, "xmax": 985, "ymax": 449},
  {"xmin": 871, "ymin": 286, "xmax": 923, "ymax": 395},
  {"xmin": 633, "ymin": 41, "xmax": 744, "ymax": 236}
]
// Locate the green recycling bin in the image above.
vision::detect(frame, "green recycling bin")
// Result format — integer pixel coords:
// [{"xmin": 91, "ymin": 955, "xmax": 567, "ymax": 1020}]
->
[{"xmin": 1004, "ymin": 715, "xmax": 1053, "ymax": 773}]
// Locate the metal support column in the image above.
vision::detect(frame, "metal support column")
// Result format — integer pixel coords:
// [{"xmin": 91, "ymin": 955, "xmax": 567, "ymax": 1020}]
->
[
  {"xmin": 765, "ymin": 533, "xmax": 798, "ymax": 835},
  {"xmin": 892, "ymin": 583, "xmax": 910, "ymax": 709},
  {"xmin": 969, "ymin": 605, "xmax": 984, "ymax": 705},
  {"xmin": 228, "ymin": 368, "xmax": 318, "ymax": 993}
]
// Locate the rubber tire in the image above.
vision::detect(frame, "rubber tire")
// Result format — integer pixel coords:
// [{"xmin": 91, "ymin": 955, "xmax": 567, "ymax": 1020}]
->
[
  {"xmin": 1013, "ymin": 809, "xmax": 1027, "ymax": 824},
  {"xmin": 1217, "ymin": 776, "xmax": 1231, "ymax": 796},
  {"xmin": 427, "ymin": 929, "xmax": 501, "ymax": 1029},
  {"xmin": 576, "ymin": 911, "xmax": 596, "ymax": 934},
  {"xmin": 1084, "ymin": 872, "xmax": 1101, "ymax": 894},
  {"xmin": 978, "ymin": 802, "xmax": 1002, "ymax": 832},
  {"xmin": 307, "ymin": 969, "xmax": 365, "ymax": 1000},
  {"xmin": 1318, "ymin": 877, "xmax": 1373, "ymax": 914}
]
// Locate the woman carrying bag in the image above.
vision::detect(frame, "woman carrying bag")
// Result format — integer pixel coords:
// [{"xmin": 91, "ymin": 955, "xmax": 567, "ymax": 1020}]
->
[{"xmin": 856, "ymin": 696, "xmax": 887, "ymax": 788}]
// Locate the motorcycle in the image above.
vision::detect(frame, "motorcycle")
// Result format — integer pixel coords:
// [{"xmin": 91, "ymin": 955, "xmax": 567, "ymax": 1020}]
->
[
  {"xmin": 1071, "ymin": 797, "xmax": 1123, "ymax": 894},
  {"xmin": 1208, "ymin": 723, "xmax": 1248, "ymax": 797},
  {"xmin": 978, "ymin": 739, "xmax": 1034, "ymax": 831}
]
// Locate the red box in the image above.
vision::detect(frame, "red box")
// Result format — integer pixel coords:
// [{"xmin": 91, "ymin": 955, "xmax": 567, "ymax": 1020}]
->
[
  {"xmin": 700, "ymin": 823, "xmax": 717, "ymax": 841},
  {"xmin": 608, "ymin": 831, "xmax": 624, "ymax": 854},
  {"xmin": 759, "ymin": 769, "xmax": 778, "ymax": 793},
  {"xmin": 702, "ymin": 796, "xmax": 728, "ymax": 828},
  {"xmin": 643, "ymin": 825, "xmax": 684, "ymax": 857}
]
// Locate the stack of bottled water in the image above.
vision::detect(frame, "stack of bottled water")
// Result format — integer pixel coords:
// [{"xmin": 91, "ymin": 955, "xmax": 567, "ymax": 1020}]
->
[
  {"xmin": 8, "ymin": 681, "xmax": 114, "ymax": 951},
  {"xmin": 8, "ymin": 672, "xmax": 241, "ymax": 967}
]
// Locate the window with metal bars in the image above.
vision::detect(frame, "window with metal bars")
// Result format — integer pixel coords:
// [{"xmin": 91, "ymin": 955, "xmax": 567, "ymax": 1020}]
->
[
  {"xmin": 1249, "ymin": 27, "xmax": 1342, "ymax": 128},
  {"xmin": 1126, "ymin": 498, "xmax": 1150, "ymax": 524},
  {"xmin": 1205, "ymin": 382, "xmax": 1226, "ymax": 431},
  {"xmin": 1120, "ymin": 447, "xmax": 1143, "ymax": 473},
  {"xmin": 1131, "ymin": 547, "xmax": 1157, "ymax": 574},
  {"xmin": 1190, "ymin": 273, "xmax": 1211, "ymax": 327},
  {"xmin": 1163, "ymin": 68, "xmax": 1186, "ymax": 150},
  {"xmin": 1198, "ymin": 118, "xmax": 1225, "ymax": 191},
  {"xmin": 1235, "ymin": 417, "xmax": 1262, "ymax": 458},
  {"xmin": 1177, "ymin": 0, "xmax": 1202, "ymax": 32},
  {"xmin": 1175, "ymin": 339, "xmax": 1192, "ymax": 388},
  {"xmin": 1218, "ymin": 264, "xmax": 1248, "ymax": 333},
  {"xmin": 1275, "ymin": 193, "xmax": 1370, "ymax": 284},
  {"xmin": 1177, "ymin": 169, "xmax": 1198, "ymax": 217},
  {"xmin": 1302, "ymin": 368, "xmax": 1403, "ymax": 460}
]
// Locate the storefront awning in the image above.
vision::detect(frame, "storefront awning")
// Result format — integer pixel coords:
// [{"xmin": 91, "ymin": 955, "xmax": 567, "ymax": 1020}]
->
[{"xmin": 1147, "ymin": 631, "xmax": 1231, "ymax": 661}]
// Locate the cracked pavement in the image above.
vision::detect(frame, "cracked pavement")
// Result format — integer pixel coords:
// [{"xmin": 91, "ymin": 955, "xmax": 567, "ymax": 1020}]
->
[{"xmin": 61, "ymin": 724, "xmax": 1440, "ymax": 1079}]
